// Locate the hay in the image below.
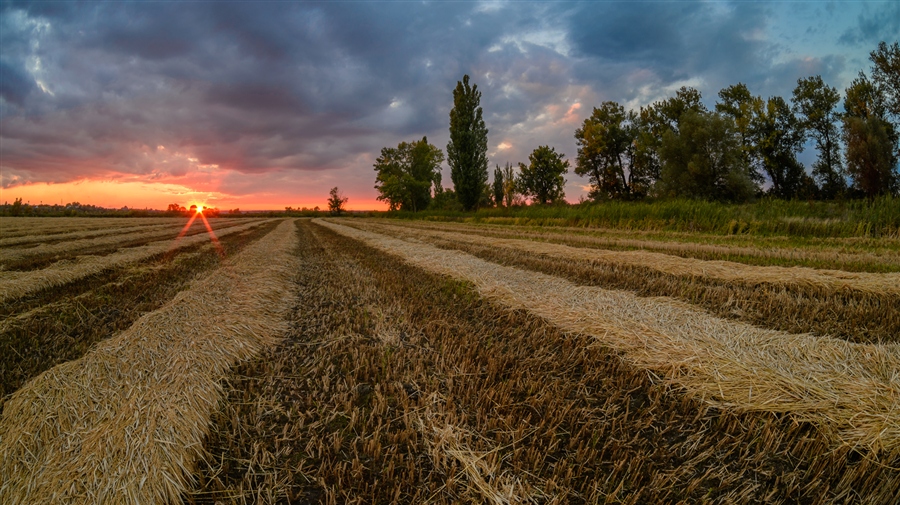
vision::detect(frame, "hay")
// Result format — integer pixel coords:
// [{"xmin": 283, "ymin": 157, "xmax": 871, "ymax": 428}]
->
[
  {"xmin": 350, "ymin": 219, "xmax": 900, "ymax": 296},
  {"xmin": 0, "ymin": 219, "xmax": 175, "ymax": 248},
  {"xmin": 317, "ymin": 219, "xmax": 900, "ymax": 453},
  {"xmin": 382, "ymin": 218, "xmax": 900, "ymax": 272},
  {"xmin": 0, "ymin": 219, "xmax": 272, "ymax": 303},
  {"xmin": 1, "ymin": 221, "xmax": 196, "ymax": 264},
  {"xmin": 1, "ymin": 217, "xmax": 176, "ymax": 239},
  {"xmin": 0, "ymin": 219, "xmax": 298, "ymax": 505}
]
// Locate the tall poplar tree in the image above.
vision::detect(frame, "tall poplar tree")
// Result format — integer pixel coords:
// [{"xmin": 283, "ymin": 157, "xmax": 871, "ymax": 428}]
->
[
  {"xmin": 447, "ymin": 75, "xmax": 489, "ymax": 211},
  {"xmin": 792, "ymin": 76, "xmax": 845, "ymax": 198}
]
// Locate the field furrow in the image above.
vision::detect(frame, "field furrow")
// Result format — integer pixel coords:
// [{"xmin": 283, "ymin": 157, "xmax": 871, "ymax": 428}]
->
[
  {"xmin": 0, "ymin": 221, "xmax": 174, "ymax": 247},
  {"xmin": 0, "ymin": 218, "xmax": 260, "ymax": 271},
  {"xmin": 319, "ymin": 219, "xmax": 900, "ymax": 455},
  {"xmin": 0, "ymin": 219, "xmax": 281, "ymax": 406},
  {"xmin": 187, "ymin": 220, "xmax": 899, "ymax": 504},
  {"xmin": 0, "ymin": 217, "xmax": 178, "ymax": 238},
  {"xmin": 0, "ymin": 218, "xmax": 273, "ymax": 304},
  {"xmin": 386, "ymin": 219, "xmax": 900, "ymax": 272},
  {"xmin": 346, "ymin": 220, "xmax": 900, "ymax": 343},
  {"xmin": 0, "ymin": 219, "xmax": 298, "ymax": 505}
]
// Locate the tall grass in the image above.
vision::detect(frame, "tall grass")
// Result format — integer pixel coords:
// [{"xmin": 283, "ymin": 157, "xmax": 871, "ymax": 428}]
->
[{"xmin": 392, "ymin": 196, "xmax": 900, "ymax": 238}]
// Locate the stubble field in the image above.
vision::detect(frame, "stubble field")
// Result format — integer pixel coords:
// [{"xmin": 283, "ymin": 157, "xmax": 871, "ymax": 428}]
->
[{"xmin": 1, "ymin": 215, "xmax": 899, "ymax": 504}]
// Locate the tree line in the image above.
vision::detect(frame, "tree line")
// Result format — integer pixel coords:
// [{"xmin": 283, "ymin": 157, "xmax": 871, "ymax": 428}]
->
[{"xmin": 375, "ymin": 41, "xmax": 899, "ymax": 211}]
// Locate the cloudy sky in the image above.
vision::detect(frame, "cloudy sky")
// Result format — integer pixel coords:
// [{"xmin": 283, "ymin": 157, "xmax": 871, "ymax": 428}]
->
[{"xmin": 1, "ymin": 1, "xmax": 897, "ymax": 210}]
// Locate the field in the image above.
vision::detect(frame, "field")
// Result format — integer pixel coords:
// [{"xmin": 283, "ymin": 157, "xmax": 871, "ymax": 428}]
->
[{"xmin": 1, "ymin": 214, "xmax": 899, "ymax": 504}]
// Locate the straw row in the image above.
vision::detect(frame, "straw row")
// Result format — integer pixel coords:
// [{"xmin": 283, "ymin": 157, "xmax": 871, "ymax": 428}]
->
[
  {"xmin": 189, "ymin": 220, "xmax": 898, "ymax": 503},
  {"xmin": 0, "ymin": 220, "xmax": 177, "ymax": 247},
  {"xmin": 317, "ymin": 219, "xmax": 900, "ymax": 453},
  {"xmin": 0, "ymin": 219, "xmax": 230, "ymax": 267},
  {"xmin": 0, "ymin": 219, "xmax": 273, "ymax": 303},
  {"xmin": 0, "ymin": 217, "xmax": 177, "ymax": 239},
  {"xmin": 386, "ymin": 219, "xmax": 900, "ymax": 272},
  {"xmin": 0, "ymin": 218, "xmax": 298, "ymax": 505},
  {"xmin": 349, "ymin": 219, "xmax": 900, "ymax": 296}
]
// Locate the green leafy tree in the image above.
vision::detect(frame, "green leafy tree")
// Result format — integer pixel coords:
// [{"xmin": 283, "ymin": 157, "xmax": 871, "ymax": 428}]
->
[
  {"xmin": 518, "ymin": 145, "xmax": 569, "ymax": 205},
  {"xmin": 792, "ymin": 75, "xmax": 845, "ymax": 198},
  {"xmin": 327, "ymin": 187, "xmax": 348, "ymax": 215},
  {"xmin": 749, "ymin": 96, "xmax": 807, "ymax": 199},
  {"xmin": 374, "ymin": 137, "xmax": 444, "ymax": 211},
  {"xmin": 574, "ymin": 102, "xmax": 643, "ymax": 200},
  {"xmin": 447, "ymin": 75, "xmax": 489, "ymax": 210},
  {"xmin": 632, "ymin": 87, "xmax": 709, "ymax": 195},
  {"xmin": 716, "ymin": 83, "xmax": 758, "ymax": 177},
  {"xmin": 870, "ymin": 41, "xmax": 900, "ymax": 122},
  {"xmin": 842, "ymin": 74, "xmax": 899, "ymax": 198},
  {"xmin": 492, "ymin": 165, "xmax": 505, "ymax": 207},
  {"xmin": 657, "ymin": 110, "xmax": 756, "ymax": 202},
  {"xmin": 501, "ymin": 162, "xmax": 519, "ymax": 207}
]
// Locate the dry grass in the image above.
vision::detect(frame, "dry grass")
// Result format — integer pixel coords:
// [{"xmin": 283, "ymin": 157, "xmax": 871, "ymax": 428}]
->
[
  {"xmin": 319, "ymin": 219, "xmax": 900, "ymax": 455},
  {"xmin": 188, "ymin": 220, "xmax": 900, "ymax": 504},
  {"xmin": 0, "ymin": 220, "xmax": 281, "ymax": 406},
  {"xmin": 0, "ymin": 217, "xmax": 176, "ymax": 238},
  {"xmin": 0, "ymin": 220, "xmax": 174, "ymax": 247},
  {"xmin": 0, "ymin": 219, "xmax": 298, "ymax": 505},
  {"xmin": 350, "ymin": 220, "xmax": 900, "ymax": 297},
  {"xmin": 0, "ymin": 218, "xmax": 272, "ymax": 303},
  {"xmin": 388, "ymin": 219, "xmax": 900, "ymax": 272},
  {"xmin": 347, "ymin": 220, "xmax": 900, "ymax": 343},
  {"xmin": 1, "ymin": 218, "xmax": 259, "ymax": 271}
]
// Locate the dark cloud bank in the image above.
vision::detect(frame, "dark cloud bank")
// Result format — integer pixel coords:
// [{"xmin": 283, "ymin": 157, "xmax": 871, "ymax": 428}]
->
[{"xmin": 0, "ymin": 0, "xmax": 889, "ymax": 202}]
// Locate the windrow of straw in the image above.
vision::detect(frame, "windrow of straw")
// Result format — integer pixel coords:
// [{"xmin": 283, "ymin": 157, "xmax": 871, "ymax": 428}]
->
[
  {"xmin": 0, "ymin": 220, "xmax": 282, "ymax": 405},
  {"xmin": 189, "ymin": 220, "xmax": 899, "ymax": 504},
  {"xmin": 1, "ymin": 218, "xmax": 259, "ymax": 271},
  {"xmin": 0, "ymin": 217, "xmax": 178, "ymax": 239},
  {"xmin": 317, "ymin": 219, "xmax": 900, "ymax": 455},
  {"xmin": 0, "ymin": 220, "xmax": 176, "ymax": 247},
  {"xmin": 384, "ymin": 218, "xmax": 900, "ymax": 272},
  {"xmin": 0, "ymin": 218, "xmax": 298, "ymax": 505},
  {"xmin": 0, "ymin": 218, "xmax": 272, "ymax": 303},
  {"xmin": 349, "ymin": 219, "xmax": 900, "ymax": 296},
  {"xmin": 349, "ymin": 220, "xmax": 900, "ymax": 343}
]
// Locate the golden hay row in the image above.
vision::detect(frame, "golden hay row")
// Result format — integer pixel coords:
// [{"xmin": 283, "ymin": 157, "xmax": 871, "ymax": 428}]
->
[
  {"xmin": 0, "ymin": 220, "xmax": 217, "ymax": 264},
  {"xmin": 392, "ymin": 219, "xmax": 900, "ymax": 271},
  {"xmin": 0, "ymin": 217, "xmax": 178, "ymax": 238},
  {"xmin": 0, "ymin": 219, "xmax": 298, "ymax": 505},
  {"xmin": 0, "ymin": 219, "xmax": 272, "ymax": 303},
  {"xmin": 318, "ymin": 219, "xmax": 900, "ymax": 454},
  {"xmin": 0, "ymin": 220, "xmax": 177, "ymax": 247},
  {"xmin": 352, "ymin": 219, "xmax": 900, "ymax": 296}
]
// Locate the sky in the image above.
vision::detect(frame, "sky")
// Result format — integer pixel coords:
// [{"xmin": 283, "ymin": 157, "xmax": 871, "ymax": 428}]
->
[{"xmin": 1, "ymin": 0, "xmax": 897, "ymax": 211}]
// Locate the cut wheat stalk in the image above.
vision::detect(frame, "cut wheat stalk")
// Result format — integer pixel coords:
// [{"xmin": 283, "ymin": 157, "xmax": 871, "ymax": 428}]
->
[
  {"xmin": 379, "ymin": 218, "xmax": 900, "ymax": 272},
  {"xmin": 0, "ymin": 219, "xmax": 298, "ymax": 505},
  {"xmin": 318, "ymin": 219, "xmax": 900, "ymax": 455},
  {"xmin": 0, "ymin": 220, "xmax": 211, "ymax": 265},
  {"xmin": 0, "ymin": 219, "xmax": 178, "ymax": 247},
  {"xmin": 0, "ymin": 217, "xmax": 178, "ymax": 238},
  {"xmin": 349, "ymin": 219, "xmax": 900, "ymax": 297},
  {"xmin": 0, "ymin": 219, "xmax": 272, "ymax": 303}
]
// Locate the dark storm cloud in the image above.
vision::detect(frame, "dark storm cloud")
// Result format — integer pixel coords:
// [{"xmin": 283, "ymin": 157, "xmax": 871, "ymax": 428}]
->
[
  {"xmin": 0, "ymin": 0, "xmax": 887, "ymax": 202},
  {"xmin": 838, "ymin": 2, "xmax": 900, "ymax": 47}
]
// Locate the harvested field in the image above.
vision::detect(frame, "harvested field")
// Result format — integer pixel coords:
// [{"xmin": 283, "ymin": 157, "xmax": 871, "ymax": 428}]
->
[
  {"xmin": 319, "ymin": 220, "xmax": 900, "ymax": 453},
  {"xmin": 0, "ymin": 220, "xmax": 174, "ymax": 247},
  {"xmin": 387, "ymin": 219, "xmax": 900, "ymax": 273},
  {"xmin": 343, "ymin": 219, "xmax": 900, "ymax": 343},
  {"xmin": 4, "ymin": 215, "xmax": 899, "ymax": 504},
  {"xmin": 0, "ymin": 218, "xmax": 272, "ymax": 304},
  {"xmin": 1, "ymin": 218, "xmax": 259, "ymax": 271},
  {"xmin": 0, "ymin": 219, "xmax": 298, "ymax": 505},
  {"xmin": 0, "ymin": 217, "xmax": 177, "ymax": 239},
  {"xmin": 186, "ymin": 220, "xmax": 900, "ymax": 504},
  {"xmin": 0, "ymin": 219, "xmax": 281, "ymax": 406}
]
